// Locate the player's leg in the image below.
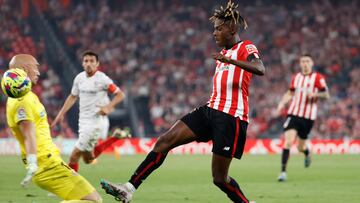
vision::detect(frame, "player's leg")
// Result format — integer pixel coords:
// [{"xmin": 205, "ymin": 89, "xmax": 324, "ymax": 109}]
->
[
  {"xmin": 278, "ymin": 129, "xmax": 297, "ymax": 181},
  {"xmin": 68, "ymin": 147, "xmax": 82, "ymax": 172},
  {"xmin": 278, "ymin": 116, "xmax": 300, "ymax": 181},
  {"xmin": 101, "ymin": 106, "xmax": 211, "ymax": 202},
  {"xmin": 77, "ymin": 125, "xmax": 102, "ymax": 165},
  {"xmin": 297, "ymin": 138, "xmax": 311, "ymax": 167},
  {"xmin": 93, "ymin": 127, "xmax": 131, "ymax": 158},
  {"xmin": 212, "ymin": 154, "xmax": 250, "ymax": 203},
  {"xmin": 296, "ymin": 118, "xmax": 314, "ymax": 168},
  {"xmin": 33, "ymin": 161, "xmax": 102, "ymax": 202},
  {"xmin": 211, "ymin": 113, "xmax": 250, "ymax": 203},
  {"xmin": 101, "ymin": 120, "xmax": 198, "ymax": 202},
  {"xmin": 82, "ymin": 151, "xmax": 96, "ymax": 164},
  {"xmin": 60, "ymin": 200, "xmax": 101, "ymax": 203}
]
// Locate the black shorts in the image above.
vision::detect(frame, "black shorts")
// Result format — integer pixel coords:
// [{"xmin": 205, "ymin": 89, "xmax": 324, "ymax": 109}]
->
[
  {"xmin": 283, "ymin": 115, "xmax": 314, "ymax": 139},
  {"xmin": 180, "ymin": 105, "xmax": 248, "ymax": 159}
]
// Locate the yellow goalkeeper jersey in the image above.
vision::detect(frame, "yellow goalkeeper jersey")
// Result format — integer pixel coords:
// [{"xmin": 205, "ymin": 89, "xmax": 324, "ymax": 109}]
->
[{"xmin": 6, "ymin": 91, "xmax": 61, "ymax": 167}]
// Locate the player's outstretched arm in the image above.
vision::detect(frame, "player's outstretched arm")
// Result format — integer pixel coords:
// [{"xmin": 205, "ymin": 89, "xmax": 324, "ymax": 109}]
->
[
  {"xmin": 98, "ymin": 90, "xmax": 125, "ymax": 116},
  {"xmin": 276, "ymin": 90, "xmax": 294, "ymax": 115},
  {"xmin": 18, "ymin": 120, "xmax": 38, "ymax": 187},
  {"xmin": 213, "ymin": 53, "xmax": 265, "ymax": 75},
  {"xmin": 51, "ymin": 94, "xmax": 78, "ymax": 127}
]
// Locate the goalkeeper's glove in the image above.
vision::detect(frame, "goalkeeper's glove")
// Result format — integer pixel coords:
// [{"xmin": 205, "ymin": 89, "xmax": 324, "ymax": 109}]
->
[{"xmin": 21, "ymin": 154, "xmax": 38, "ymax": 187}]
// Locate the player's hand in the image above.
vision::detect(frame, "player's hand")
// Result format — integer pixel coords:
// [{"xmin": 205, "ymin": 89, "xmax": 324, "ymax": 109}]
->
[
  {"xmin": 21, "ymin": 154, "xmax": 38, "ymax": 188},
  {"xmin": 51, "ymin": 114, "xmax": 64, "ymax": 127},
  {"xmin": 212, "ymin": 53, "xmax": 231, "ymax": 63},
  {"xmin": 98, "ymin": 105, "xmax": 114, "ymax": 116},
  {"xmin": 307, "ymin": 92, "xmax": 317, "ymax": 99},
  {"xmin": 275, "ymin": 104, "xmax": 284, "ymax": 117}
]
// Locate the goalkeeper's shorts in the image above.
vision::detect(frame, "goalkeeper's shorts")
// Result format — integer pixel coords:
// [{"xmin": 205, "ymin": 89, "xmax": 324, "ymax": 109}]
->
[{"xmin": 33, "ymin": 160, "xmax": 95, "ymax": 200}]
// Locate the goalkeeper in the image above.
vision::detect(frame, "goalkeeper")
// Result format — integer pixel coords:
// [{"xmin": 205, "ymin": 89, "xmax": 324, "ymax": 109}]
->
[{"xmin": 4, "ymin": 54, "xmax": 102, "ymax": 203}]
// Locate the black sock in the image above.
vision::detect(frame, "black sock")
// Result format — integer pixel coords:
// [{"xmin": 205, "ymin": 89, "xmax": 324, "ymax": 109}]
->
[
  {"xmin": 213, "ymin": 177, "xmax": 249, "ymax": 203},
  {"xmin": 281, "ymin": 149, "xmax": 290, "ymax": 172},
  {"xmin": 129, "ymin": 151, "xmax": 167, "ymax": 188},
  {"xmin": 303, "ymin": 148, "xmax": 309, "ymax": 156}
]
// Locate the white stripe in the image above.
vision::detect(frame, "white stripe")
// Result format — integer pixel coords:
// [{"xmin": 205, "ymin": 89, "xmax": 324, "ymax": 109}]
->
[
  {"xmin": 304, "ymin": 73, "xmax": 317, "ymax": 119},
  {"xmin": 298, "ymin": 75, "xmax": 310, "ymax": 117},
  {"xmin": 235, "ymin": 70, "xmax": 244, "ymax": 118},
  {"xmin": 213, "ymin": 69, "xmax": 223, "ymax": 109}
]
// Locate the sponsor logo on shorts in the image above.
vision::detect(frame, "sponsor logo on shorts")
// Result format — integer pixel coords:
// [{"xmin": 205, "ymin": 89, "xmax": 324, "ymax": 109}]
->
[{"xmin": 223, "ymin": 146, "xmax": 230, "ymax": 151}]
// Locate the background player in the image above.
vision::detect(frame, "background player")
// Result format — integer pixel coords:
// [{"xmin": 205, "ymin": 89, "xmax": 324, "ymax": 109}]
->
[
  {"xmin": 4, "ymin": 54, "xmax": 102, "ymax": 203},
  {"xmin": 52, "ymin": 51, "xmax": 130, "ymax": 172},
  {"xmin": 100, "ymin": 1, "xmax": 265, "ymax": 203},
  {"xmin": 276, "ymin": 54, "xmax": 330, "ymax": 181}
]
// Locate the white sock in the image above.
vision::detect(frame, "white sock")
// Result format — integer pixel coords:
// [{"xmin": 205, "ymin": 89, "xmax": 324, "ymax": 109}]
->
[{"xmin": 125, "ymin": 182, "xmax": 136, "ymax": 193}]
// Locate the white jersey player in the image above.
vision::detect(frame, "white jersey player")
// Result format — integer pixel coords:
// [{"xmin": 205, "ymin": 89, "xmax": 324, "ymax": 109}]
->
[{"xmin": 52, "ymin": 51, "xmax": 129, "ymax": 172}]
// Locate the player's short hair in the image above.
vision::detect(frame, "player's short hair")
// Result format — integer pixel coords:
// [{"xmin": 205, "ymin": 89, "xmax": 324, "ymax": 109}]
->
[
  {"xmin": 82, "ymin": 50, "xmax": 99, "ymax": 61},
  {"xmin": 300, "ymin": 53, "xmax": 312, "ymax": 58},
  {"xmin": 210, "ymin": 1, "xmax": 248, "ymax": 30}
]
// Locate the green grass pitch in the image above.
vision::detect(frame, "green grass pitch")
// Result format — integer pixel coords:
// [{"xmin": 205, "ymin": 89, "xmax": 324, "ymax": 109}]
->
[{"xmin": 0, "ymin": 154, "xmax": 359, "ymax": 203}]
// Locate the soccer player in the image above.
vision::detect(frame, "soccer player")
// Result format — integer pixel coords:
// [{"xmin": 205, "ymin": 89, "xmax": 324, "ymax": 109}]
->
[
  {"xmin": 100, "ymin": 2, "xmax": 265, "ymax": 203},
  {"xmin": 4, "ymin": 54, "xmax": 102, "ymax": 203},
  {"xmin": 52, "ymin": 51, "xmax": 130, "ymax": 172},
  {"xmin": 276, "ymin": 54, "xmax": 330, "ymax": 182}
]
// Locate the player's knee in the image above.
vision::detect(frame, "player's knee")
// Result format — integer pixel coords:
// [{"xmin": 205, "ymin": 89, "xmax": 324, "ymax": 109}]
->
[
  {"xmin": 213, "ymin": 177, "xmax": 226, "ymax": 187},
  {"xmin": 212, "ymin": 174, "xmax": 227, "ymax": 186},
  {"xmin": 154, "ymin": 133, "xmax": 174, "ymax": 152},
  {"xmin": 81, "ymin": 191, "xmax": 102, "ymax": 202},
  {"xmin": 284, "ymin": 140, "xmax": 292, "ymax": 149},
  {"xmin": 297, "ymin": 145, "xmax": 305, "ymax": 152},
  {"xmin": 83, "ymin": 158, "xmax": 93, "ymax": 164}
]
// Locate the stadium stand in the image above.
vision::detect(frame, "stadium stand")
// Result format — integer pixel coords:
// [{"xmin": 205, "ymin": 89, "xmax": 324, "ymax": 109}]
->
[{"xmin": 0, "ymin": 0, "xmax": 75, "ymax": 138}]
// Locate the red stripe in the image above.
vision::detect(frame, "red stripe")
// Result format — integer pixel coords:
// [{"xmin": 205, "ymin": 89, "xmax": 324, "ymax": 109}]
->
[
  {"xmin": 217, "ymin": 70, "xmax": 229, "ymax": 111},
  {"xmin": 232, "ymin": 118, "xmax": 240, "ymax": 157},
  {"xmin": 209, "ymin": 72, "xmax": 219, "ymax": 108},
  {"xmin": 133, "ymin": 153, "xmax": 162, "ymax": 183},
  {"xmin": 225, "ymin": 182, "xmax": 248, "ymax": 203}
]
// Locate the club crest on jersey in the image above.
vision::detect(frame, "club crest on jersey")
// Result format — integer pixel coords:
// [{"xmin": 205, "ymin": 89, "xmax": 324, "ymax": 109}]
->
[
  {"xmin": 245, "ymin": 44, "xmax": 258, "ymax": 54},
  {"xmin": 17, "ymin": 107, "xmax": 27, "ymax": 120}
]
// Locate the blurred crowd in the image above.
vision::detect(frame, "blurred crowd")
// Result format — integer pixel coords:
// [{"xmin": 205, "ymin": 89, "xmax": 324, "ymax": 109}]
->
[
  {"xmin": 0, "ymin": 0, "xmax": 75, "ymax": 138},
  {"xmin": 46, "ymin": 0, "xmax": 359, "ymax": 139},
  {"xmin": 1, "ymin": 0, "xmax": 359, "ymax": 139}
]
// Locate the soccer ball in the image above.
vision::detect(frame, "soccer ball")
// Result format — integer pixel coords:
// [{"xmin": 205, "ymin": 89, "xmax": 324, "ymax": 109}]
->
[{"xmin": 1, "ymin": 68, "xmax": 32, "ymax": 98}]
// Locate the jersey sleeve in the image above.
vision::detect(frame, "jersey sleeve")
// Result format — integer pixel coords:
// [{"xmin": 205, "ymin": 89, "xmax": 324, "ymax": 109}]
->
[
  {"xmin": 13, "ymin": 100, "xmax": 35, "ymax": 124},
  {"xmin": 315, "ymin": 73, "xmax": 328, "ymax": 91},
  {"xmin": 102, "ymin": 73, "xmax": 120, "ymax": 94},
  {"xmin": 71, "ymin": 74, "xmax": 80, "ymax": 96},
  {"xmin": 241, "ymin": 40, "xmax": 260, "ymax": 61}
]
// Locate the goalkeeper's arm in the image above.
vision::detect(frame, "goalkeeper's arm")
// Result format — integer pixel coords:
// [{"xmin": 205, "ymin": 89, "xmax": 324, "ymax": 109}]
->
[{"xmin": 18, "ymin": 120, "xmax": 38, "ymax": 187}]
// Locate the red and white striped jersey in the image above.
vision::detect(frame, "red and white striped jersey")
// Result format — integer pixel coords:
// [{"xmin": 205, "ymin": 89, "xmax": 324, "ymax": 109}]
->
[
  {"xmin": 287, "ymin": 72, "xmax": 328, "ymax": 120},
  {"xmin": 208, "ymin": 40, "xmax": 260, "ymax": 122}
]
